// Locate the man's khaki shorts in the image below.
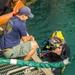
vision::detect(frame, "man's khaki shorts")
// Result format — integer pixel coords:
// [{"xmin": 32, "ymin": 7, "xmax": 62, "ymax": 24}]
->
[{"xmin": 3, "ymin": 41, "xmax": 31, "ymax": 58}]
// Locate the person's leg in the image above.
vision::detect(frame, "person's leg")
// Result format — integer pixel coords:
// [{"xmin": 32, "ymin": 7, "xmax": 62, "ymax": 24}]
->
[
  {"xmin": 24, "ymin": 41, "xmax": 38, "ymax": 60},
  {"xmin": 3, "ymin": 41, "xmax": 38, "ymax": 60},
  {"xmin": 3, "ymin": 44, "xmax": 21, "ymax": 58}
]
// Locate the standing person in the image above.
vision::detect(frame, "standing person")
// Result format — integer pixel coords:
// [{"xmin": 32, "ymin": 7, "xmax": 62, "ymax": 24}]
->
[
  {"xmin": 0, "ymin": 6, "xmax": 38, "ymax": 60},
  {"xmin": 40, "ymin": 31, "xmax": 70, "ymax": 75}
]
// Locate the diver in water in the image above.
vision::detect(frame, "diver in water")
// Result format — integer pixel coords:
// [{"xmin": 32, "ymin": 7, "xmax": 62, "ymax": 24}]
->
[{"xmin": 40, "ymin": 31, "xmax": 70, "ymax": 75}]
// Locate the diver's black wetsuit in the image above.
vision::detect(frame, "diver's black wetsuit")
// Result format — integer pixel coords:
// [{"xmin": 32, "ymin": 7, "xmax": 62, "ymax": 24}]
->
[{"xmin": 41, "ymin": 39, "xmax": 70, "ymax": 75}]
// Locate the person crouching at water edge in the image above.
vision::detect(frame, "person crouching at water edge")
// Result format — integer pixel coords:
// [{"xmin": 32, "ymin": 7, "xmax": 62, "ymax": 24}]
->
[{"xmin": 0, "ymin": 6, "xmax": 38, "ymax": 60}]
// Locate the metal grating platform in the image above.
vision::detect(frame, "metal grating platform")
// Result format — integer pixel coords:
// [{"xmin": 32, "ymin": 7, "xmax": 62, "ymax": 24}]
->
[
  {"xmin": 0, "ymin": 64, "xmax": 45, "ymax": 75},
  {"xmin": 0, "ymin": 53, "xmax": 45, "ymax": 75}
]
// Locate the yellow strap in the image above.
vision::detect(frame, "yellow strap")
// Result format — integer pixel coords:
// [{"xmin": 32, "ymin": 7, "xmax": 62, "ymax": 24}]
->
[{"xmin": 62, "ymin": 65, "xmax": 66, "ymax": 73}]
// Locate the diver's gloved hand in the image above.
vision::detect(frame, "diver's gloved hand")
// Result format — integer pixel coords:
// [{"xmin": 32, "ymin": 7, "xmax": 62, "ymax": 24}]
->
[{"xmin": 63, "ymin": 58, "xmax": 70, "ymax": 65}]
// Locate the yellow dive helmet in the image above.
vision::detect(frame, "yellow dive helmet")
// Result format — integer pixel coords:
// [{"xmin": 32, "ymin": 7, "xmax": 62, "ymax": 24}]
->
[
  {"xmin": 51, "ymin": 31, "xmax": 65, "ymax": 44},
  {"xmin": 49, "ymin": 31, "xmax": 65, "ymax": 49}
]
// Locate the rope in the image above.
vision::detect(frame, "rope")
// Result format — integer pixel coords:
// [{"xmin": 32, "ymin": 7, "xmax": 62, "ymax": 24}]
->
[{"xmin": 0, "ymin": 55, "xmax": 75, "ymax": 68}]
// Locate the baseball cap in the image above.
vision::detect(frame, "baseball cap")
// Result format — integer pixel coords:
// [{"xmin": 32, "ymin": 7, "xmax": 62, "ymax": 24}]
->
[{"xmin": 18, "ymin": 6, "xmax": 34, "ymax": 18}]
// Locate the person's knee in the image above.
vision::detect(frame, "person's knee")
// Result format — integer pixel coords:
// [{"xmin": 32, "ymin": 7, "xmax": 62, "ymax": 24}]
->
[{"xmin": 31, "ymin": 41, "xmax": 38, "ymax": 49}]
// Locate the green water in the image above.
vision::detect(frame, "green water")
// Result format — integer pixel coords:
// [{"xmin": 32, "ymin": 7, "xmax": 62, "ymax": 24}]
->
[
  {"xmin": 27, "ymin": 0, "xmax": 75, "ymax": 75},
  {"xmin": 0, "ymin": 0, "xmax": 75, "ymax": 75}
]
